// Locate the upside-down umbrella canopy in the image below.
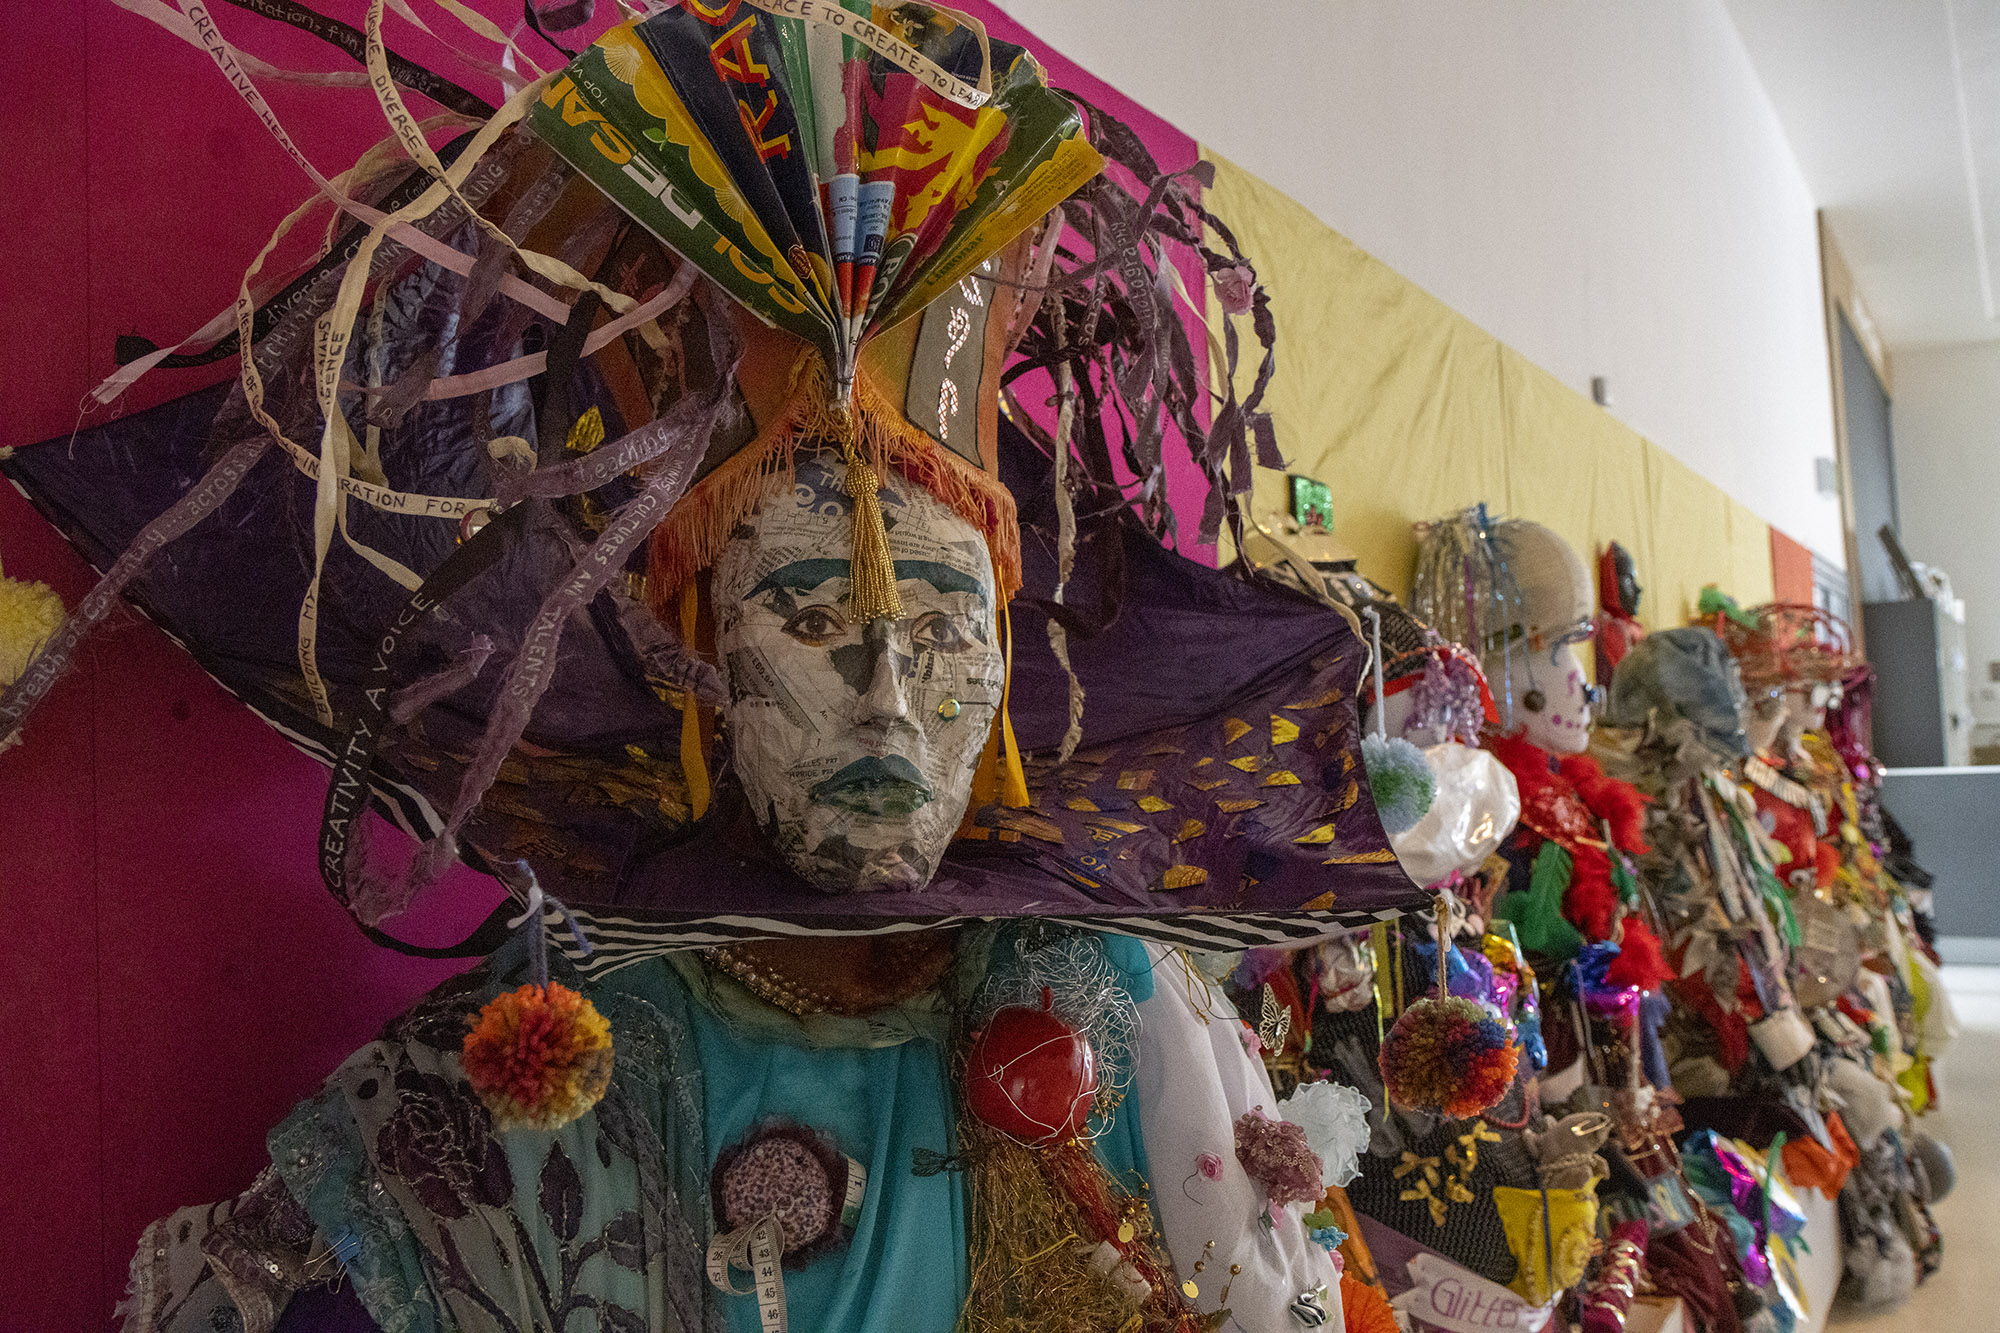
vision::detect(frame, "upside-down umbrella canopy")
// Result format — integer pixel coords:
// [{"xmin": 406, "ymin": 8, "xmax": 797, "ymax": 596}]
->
[{"xmin": 4, "ymin": 385, "xmax": 1421, "ymax": 964}]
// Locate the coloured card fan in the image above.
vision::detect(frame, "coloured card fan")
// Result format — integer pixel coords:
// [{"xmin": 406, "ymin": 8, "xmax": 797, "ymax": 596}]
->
[{"xmin": 528, "ymin": 0, "xmax": 1102, "ymax": 406}]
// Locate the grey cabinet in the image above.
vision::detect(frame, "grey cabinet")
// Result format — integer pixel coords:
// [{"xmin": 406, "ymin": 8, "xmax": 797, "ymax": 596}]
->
[{"xmin": 1863, "ymin": 599, "xmax": 1971, "ymax": 768}]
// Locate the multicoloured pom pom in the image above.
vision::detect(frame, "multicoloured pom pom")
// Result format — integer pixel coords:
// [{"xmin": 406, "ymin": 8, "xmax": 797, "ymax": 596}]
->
[
  {"xmin": 1361, "ymin": 734, "xmax": 1435, "ymax": 834},
  {"xmin": 461, "ymin": 981, "xmax": 613, "ymax": 1132},
  {"xmin": 1378, "ymin": 995, "xmax": 1520, "ymax": 1118}
]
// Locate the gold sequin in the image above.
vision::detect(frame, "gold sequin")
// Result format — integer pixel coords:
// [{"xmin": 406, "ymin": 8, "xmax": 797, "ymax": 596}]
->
[
  {"xmin": 1293, "ymin": 824, "xmax": 1338, "ymax": 845},
  {"xmin": 1137, "ymin": 795, "xmax": 1173, "ymax": 813},
  {"xmin": 1215, "ymin": 798, "xmax": 1264, "ymax": 813},
  {"xmin": 1284, "ymin": 687, "xmax": 1342, "ymax": 709},
  {"xmin": 992, "ymin": 811, "xmax": 1064, "ymax": 843},
  {"xmin": 1228, "ymin": 755, "xmax": 1262, "ymax": 773},
  {"xmin": 1089, "ymin": 817, "xmax": 1145, "ymax": 835},
  {"xmin": 1161, "ymin": 865, "xmax": 1209, "ymax": 890},
  {"xmin": 564, "ymin": 405, "xmax": 605, "ymax": 453},
  {"xmin": 1271, "ymin": 714, "xmax": 1301, "ymax": 745},
  {"xmin": 1261, "ymin": 769, "xmax": 1301, "ymax": 787},
  {"xmin": 1174, "ymin": 818, "xmax": 1207, "ymax": 843}
]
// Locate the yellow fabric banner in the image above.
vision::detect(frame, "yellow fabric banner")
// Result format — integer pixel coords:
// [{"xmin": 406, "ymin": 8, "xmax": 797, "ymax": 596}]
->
[{"xmin": 1199, "ymin": 147, "xmax": 1774, "ymax": 645}]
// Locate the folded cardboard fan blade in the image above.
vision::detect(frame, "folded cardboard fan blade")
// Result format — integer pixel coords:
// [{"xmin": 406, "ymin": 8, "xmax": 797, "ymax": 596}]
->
[{"xmin": 526, "ymin": 3, "xmax": 1102, "ymax": 402}]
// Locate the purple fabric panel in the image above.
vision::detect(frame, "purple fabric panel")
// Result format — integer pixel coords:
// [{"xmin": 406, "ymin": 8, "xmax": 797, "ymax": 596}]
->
[
  {"xmin": 274, "ymin": 1281, "xmax": 382, "ymax": 1333},
  {"xmin": 5, "ymin": 388, "xmax": 1423, "ymax": 925},
  {"xmin": 1000, "ymin": 417, "xmax": 1353, "ymax": 751}
]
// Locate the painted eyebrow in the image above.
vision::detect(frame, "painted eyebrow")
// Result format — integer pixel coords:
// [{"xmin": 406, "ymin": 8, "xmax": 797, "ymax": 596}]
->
[
  {"xmin": 750, "ymin": 558, "xmax": 989, "ymax": 606},
  {"xmin": 751, "ymin": 559, "xmax": 848, "ymax": 598}
]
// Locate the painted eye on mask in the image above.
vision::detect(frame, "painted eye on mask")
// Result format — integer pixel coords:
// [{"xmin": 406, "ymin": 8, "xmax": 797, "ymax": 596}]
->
[
  {"xmin": 782, "ymin": 604, "xmax": 846, "ymax": 646},
  {"xmin": 912, "ymin": 610, "xmax": 972, "ymax": 654}
]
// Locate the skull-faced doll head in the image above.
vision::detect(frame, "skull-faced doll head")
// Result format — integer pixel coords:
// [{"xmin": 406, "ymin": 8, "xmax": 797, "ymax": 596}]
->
[
  {"xmin": 711, "ymin": 455, "xmax": 1003, "ymax": 892},
  {"xmin": 1413, "ymin": 511, "xmax": 1601, "ymax": 755},
  {"xmin": 1492, "ymin": 520, "xmax": 1599, "ymax": 753},
  {"xmin": 1509, "ymin": 636, "xmax": 1596, "ymax": 754}
]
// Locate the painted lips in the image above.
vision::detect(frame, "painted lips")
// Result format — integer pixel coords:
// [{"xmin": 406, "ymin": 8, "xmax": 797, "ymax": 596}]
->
[{"xmin": 809, "ymin": 754, "xmax": 934, "ymax": 817}]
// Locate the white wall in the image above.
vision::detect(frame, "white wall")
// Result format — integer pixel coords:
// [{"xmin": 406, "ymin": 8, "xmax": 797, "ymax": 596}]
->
[
  {"xmin": 1891, "ymin": 341, "xmax": 2000, "ymax": 728},
  {"xmin": 993, "ymin": 0, "xmax": 1846, "ymax": 562}
]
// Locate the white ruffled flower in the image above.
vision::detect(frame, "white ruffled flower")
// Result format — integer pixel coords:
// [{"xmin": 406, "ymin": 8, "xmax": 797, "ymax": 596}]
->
[{"xmin": 1277, "ymin": 1079, "xmax": 1372, "ymax": 1188}]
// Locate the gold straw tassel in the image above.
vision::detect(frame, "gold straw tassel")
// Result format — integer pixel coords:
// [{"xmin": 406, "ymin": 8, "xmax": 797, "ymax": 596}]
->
[{"xmin": 841, "ymin": 441, "xmax": 905, "ymax": 624}]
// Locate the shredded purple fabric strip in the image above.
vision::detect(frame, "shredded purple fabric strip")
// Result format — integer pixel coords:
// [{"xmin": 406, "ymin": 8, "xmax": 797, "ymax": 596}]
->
[
  {"xmin": 493, "ymin": 378, "xmax": 718, "ymax": 507},
  {"xmin": 350, "ymin": 325, "xmax": 743, "ymax": 923},
  {"xmin": 388, "ymin": 634, "xmax": 495, "ymax": 725},
  {"xmin": 604, "ymin": 575, "xmax": 725, "ymax": 706},
  {"xmin": 0, "ymin": 146, "xmax": 528, "ymax": 750},
  {"xmin": 0, "ymin": 434, "xmax": 272, "ymax": 745}
]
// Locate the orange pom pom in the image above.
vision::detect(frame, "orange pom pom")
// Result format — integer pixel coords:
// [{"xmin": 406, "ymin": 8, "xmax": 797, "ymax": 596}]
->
[{"xmin": 462, "ymin": 981, "xmax": 613, "ymax": 1132}]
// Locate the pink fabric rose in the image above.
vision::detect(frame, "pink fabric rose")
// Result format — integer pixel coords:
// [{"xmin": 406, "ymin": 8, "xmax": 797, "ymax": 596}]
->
[{"xmin": 1212, "ymin": 264, "xmax": 1257, "ymax": 316}]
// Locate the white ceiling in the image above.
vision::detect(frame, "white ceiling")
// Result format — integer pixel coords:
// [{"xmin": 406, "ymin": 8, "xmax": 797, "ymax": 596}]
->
[{"xmin": 1726, "ymin": 0, "xmax": 2000, "ymax": 350}]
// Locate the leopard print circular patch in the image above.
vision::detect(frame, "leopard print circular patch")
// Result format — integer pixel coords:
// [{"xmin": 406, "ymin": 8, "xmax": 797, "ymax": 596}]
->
[{"xmin": 720, "ymin": 1136, "xmax": 835, "ymax": 1252}]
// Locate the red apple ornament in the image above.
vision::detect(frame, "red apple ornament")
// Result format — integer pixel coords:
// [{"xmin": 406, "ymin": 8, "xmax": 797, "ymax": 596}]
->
[{"xmin": 964, "ymin": 991, "xmax": 1097, "ymax": 1145}]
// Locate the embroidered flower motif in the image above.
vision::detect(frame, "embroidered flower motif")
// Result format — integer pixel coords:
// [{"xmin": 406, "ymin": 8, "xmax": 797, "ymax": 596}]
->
[
  {"xmin": 1196, "ymin": 1151, "xmax": 1225, "ymax": 1181},
  {"xmin": 1303, "ymin": 1205, "xmax": 1348, "ymax": 1253},
  {"xmin": 373, "ymin": 1067, "xmax": 514, "ymax": 1220}
]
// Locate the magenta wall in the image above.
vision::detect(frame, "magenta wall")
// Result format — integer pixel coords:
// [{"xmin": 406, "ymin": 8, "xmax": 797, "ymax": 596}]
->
[{"xmin": 0, "ymin": 4, "xmax": 1198, "ymax": 1326}]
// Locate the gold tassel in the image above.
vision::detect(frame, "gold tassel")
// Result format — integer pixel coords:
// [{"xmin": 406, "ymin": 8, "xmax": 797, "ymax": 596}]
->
[{"xmin": 840, "ymin": 432, "xmax": 905, "ymax": 624}]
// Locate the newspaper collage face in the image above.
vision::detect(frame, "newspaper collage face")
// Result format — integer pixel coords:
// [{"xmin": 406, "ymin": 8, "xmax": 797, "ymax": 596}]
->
[{"xmin": 712, "ymin": 456, "xmax": 1003, "ymax": 891}]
